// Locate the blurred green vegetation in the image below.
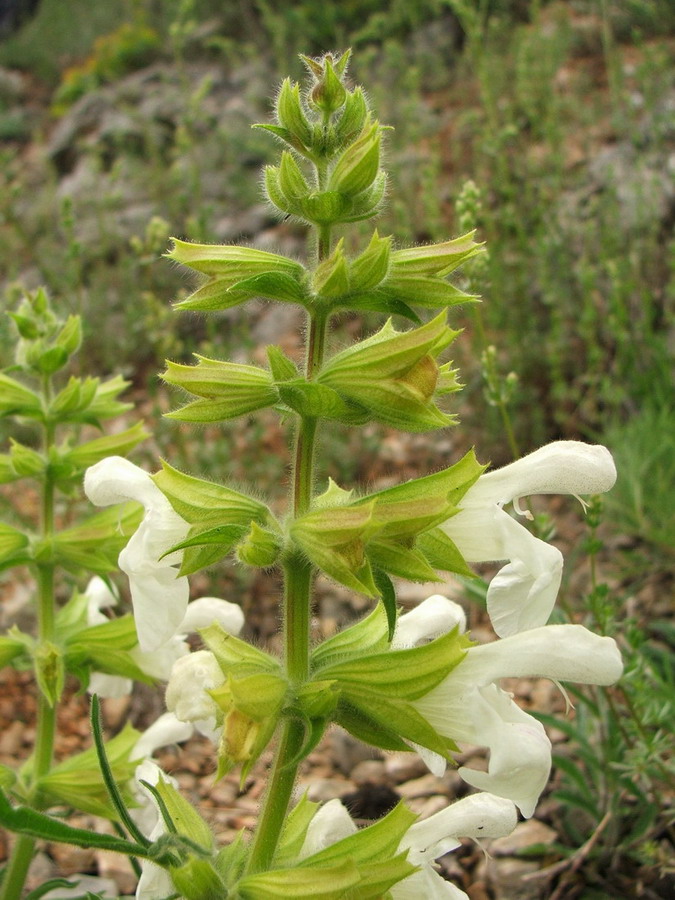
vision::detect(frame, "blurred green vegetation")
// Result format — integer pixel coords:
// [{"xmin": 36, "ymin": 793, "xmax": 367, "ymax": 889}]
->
[{"xmin": 1, "ymin": 0, "xmax": 673, "ymax": 538}]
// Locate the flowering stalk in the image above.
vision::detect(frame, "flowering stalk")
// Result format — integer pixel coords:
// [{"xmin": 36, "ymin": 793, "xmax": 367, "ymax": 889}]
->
[{"xmin": 0, "ymin": 290, "xmax": 150, "ymax": 900}]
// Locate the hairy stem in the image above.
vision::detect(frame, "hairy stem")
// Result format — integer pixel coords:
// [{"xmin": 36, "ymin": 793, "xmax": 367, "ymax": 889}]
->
[
  {"xmin": 246, "ymin": 209, "xmax": 333, "ymax": 872},
  {"xmin": 0, "ymin": 391, "xmax": 59, "ymax": 900}
]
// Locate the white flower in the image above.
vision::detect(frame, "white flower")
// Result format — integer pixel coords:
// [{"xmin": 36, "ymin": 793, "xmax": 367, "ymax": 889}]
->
[
  {"xmin": 165, "ymin": 650, "xmax": 225, "ymax": 735},
  {"xmin": 394, "ymin": 792, "xmax": 518, "ymax": 899},
  {"xmin": 442, "ymin": 441, "xmax": 616, "ymax": 636},
  {"xmin": 132, "ymin": 711, "xmax": 194, "ymax": 763},
  {"xmin": 299, "ymin": 793, "xmax": 517, "ymax": 899},
  {"xmin": 82, "ymin": 578, "xmax": 245, "ymax": 697},
  {"xmin": 396, "ymin": 596, "xmax": 623, "ymax": 817},
  {"xmin": 84, "ymin": 457, "xmax": 190, "ymax": 652}
]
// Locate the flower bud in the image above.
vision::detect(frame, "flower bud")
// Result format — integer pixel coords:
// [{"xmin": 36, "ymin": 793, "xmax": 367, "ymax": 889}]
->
[
  {"xmin": 328, "ymin": 123, "xmax": 381, "ymax": 196},
  {"xmin": 236, "ymin": 522, "xmax": 281, "ymax": 568},
  {"xmin": 34, "ymin": 641, "xmax": 64, "ymax": 707},
  {"xmin": 291, "ymin": 503, "xmax": 379, "ymax": 596},
  {"xmin": 278, "ymin": 150, "xmax": 311, "ymax": 201},
  {"xmin": 9, "ymin": 440, "xmax": 44, "ymax": 478},
  {"xmin": 349, "ymin": 231, "xmax": 391, "ymax": 291},
  {"xmin": 335, "ymin": 86, "xmax": 368, "ymax": 145},
  {"xmin": 312, "ymin": 239, "xmax": 349, "ymax": 298},
  {"xmin": 317, "ymin": 313, "xmax": 459, "ymax": 431},
  {"xmin": 305, "ymin": 54, "xmax": 347, "ymax": 115},
  {"xmin": 276, "ymin": 78, "xmax": 312, "ymax": 148}
]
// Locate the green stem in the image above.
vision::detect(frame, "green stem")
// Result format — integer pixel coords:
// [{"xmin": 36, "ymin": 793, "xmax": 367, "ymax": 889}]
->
[
  {"xmin": 245, "ymin": 718, "xmax": 306, "ymax": 874},
  {"xmin": 246, "ymin": 215, "xmax": 332, "ymax": 872},
  {"xmin": 0, "ymin": 393, "xmax": 59, "ymax": 900},
  {"xmin": 0, "ymin": 835, "xmax": 36, "ymax": 900},
  {"xmin": 283, "ymin": 553, "xmax": 313, "ymax": 683}
]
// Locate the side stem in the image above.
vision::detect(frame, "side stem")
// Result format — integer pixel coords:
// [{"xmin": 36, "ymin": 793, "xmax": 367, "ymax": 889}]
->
[{"xmin": 0, "ymin": 404, "xmax": 58, "ymax": 900}]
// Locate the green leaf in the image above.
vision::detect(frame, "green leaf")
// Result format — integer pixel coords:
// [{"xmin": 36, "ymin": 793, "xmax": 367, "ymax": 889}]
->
[
  {"xmin": 54, "ymin": 504, "xmax": 142, "ymax": 575},
  {"xmin": 384, "ymin": 275, "xmax": 476, "ymax": 309},
  {"xmin": 166, "ymin": 239, "xmax": 304, "ymax": 279},
  {"xmin": 302, "ymin": 800, "xmax": 416, "ymax": 868},
  {"xmin": 390, "ymin": 231, "xmax": 483, "ymax": 275},
  {"xmin": 163, "ymin": 357, "xmax": 276, "ymax": 402},
  {"xmin": 0, "ymin": 788, "xmax": 149, "ymax": 857},
  {"xmin": 277, "ymin": 380, "xmax": 362, "ymax": 421},
  {"xmin": 174, "ymin": 278, "xmax": 250, "ymax": 312},
  {"xmin": 337, "ymin": 689, "xmax": 456, "ymax": 758},
  {"xmin": 333, "ymin": 702, "xmax": 413, "ymax": 753},
  {"xmin": 164, "ymin": 522, "xmax": 248, "ymax": 576},
  {"xmin": 90, "ymin": 695, "xmax": 149, "ymax": 846},
  {"xmin": 200, "ymin": 622, "xmax": 279, "ymax": 673},
  {"xmin": 266, "ymin": 345, "xmax": 300, "ymax": 382},
  {"xmin": 372, "ymin": 570, "xmax": 397, "ymax": 642},
  {"xmin": 0, "ymin": 373, "xmax": 41, "ymax": 418},
  {"xmin": 65, "ymin": 422, "xmax": 149, "ymax": 469},
  {"xmin": 273, "ymin": 794, "xmax": 320, "ymax": 866},
  {"xmin": 152, "ymin": 778, "xmax": 214, "ymax": 849},
  {"xmin": 336, "ymin": 288, "xmax": 423, "ymax": 322},
  {"xmin": 0, "ymin": 523, "xmax": 30, "ymax": 570},
  {"xmin": 367, "ymin": 541, "xmax": 440, "ymax": 582},
  {"xmin": 25, "ymin": 878, "xmax": 87, "ymax": 900},
  {"xmin": 38, "ymin": 722, "xmax": 141, "ymax": 819}
]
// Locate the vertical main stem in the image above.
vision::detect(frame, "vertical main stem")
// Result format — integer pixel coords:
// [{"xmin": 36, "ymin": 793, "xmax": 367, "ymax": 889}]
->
[{"xmin": 247, "ymin": 217, "xmax": 333, "ymax": 872}]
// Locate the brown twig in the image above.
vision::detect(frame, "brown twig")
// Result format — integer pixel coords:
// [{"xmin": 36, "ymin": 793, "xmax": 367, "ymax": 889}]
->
[{"xmin": 521, "ymin": 810, "xmax": 612, "ymax": 899}]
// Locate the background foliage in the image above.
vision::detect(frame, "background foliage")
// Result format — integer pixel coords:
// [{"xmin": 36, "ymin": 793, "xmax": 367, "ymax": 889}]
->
[{"xmin": 0, "ymin": 0, "xmax": 673, "ymax": 896}]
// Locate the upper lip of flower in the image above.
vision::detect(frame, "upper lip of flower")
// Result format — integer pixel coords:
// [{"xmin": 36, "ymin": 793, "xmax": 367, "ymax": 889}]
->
[
  {"xmin": 84, "ymin": 456, "xmax": 190, "ymax": 652},
  {"xmin": 442, "ymin": 441, "xmax": 617, "ymax": 636}
]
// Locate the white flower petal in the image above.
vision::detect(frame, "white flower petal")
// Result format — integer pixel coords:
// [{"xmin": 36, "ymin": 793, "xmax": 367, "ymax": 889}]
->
[
  {"xmin": 460, "ymin": 624, "xmax": 623, "ymax": 686},
  {"xmin": 457, "ymin": 686, "xmax": 551, "ymax": 818},
  {"xmin": 469, "ymin": 441, "xmax": 617, "ymax": 506},
  {"xmin": 179, "ymin": 596, "xmax": 245, "ymax": 636},
  {"xmin": 84, "ymin": 457, "xmax": 190, "ymax": 652},
  {"xmin": 84, "ymin": 576, "xmax": 119, "ymax": 624},
  {"xmin": 393, "ymin": 595, "xmax": 466, "ymax": 649},
  {"xmin": 402, "ymin": 792, "xmax": 518, "ymax": 864},
  {"xmin": 87, "ymin": 671, "xmax": 132, "ymax": 698},
  {"xmin": 132, "ymin": 712, "xmax": 194, "ymax": 761},
  {"xmin": 300, "ymin": 799, "xmax": 357, "ymax": 859},
  {"xmin": 391, "ymin": 865, "xmax": 469, "ymax": 899},
  {"xmin": 165, "ymin": 650, "xmax": 224, "ymax": 725},
  {"xmin": 443, "ymin": 442, "xmax": 616, "ymax": 635}
]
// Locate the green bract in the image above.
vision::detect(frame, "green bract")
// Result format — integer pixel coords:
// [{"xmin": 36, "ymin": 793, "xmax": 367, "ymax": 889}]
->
[
  {"xmin": 166, "ymin": 239, "xmax": 307, "ymax": 312},
  {"xmin": 153, "ymin": 461, "xmax": 278, "ymax": 574},
  {"xmin": 162, "ymin": 356, "xmax": 278, "ymax": 422},
  {"xmin": 317, "ymin": 312, "xmax": 460, "ymax": 431}
]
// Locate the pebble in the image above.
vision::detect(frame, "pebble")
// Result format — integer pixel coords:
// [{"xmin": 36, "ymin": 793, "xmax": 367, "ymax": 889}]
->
[
  {"xmin": 384, "ymin": 752, "xmax": 429, "ymax": 783},
  {"xmin": 489, "ymin": 819, "xmax": 558, "ymax": 856},
  {"xmin": 397, "ymin": 772, "xmax": 450, "ymax": 799},
  {"xmin": 406, "ymin": 794, "xmax": 449, "ymax": 817},
  {"xmin": 301, "ymin": 776, "xmax": 355, "ymax": 803}
]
